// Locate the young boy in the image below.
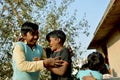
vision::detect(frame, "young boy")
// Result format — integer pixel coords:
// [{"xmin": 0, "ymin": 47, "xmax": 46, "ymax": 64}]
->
[
  {"xmin": 12, "ymin": 22, "xmax": 63, "ymax": 80},
  {"xmin": 46, "ymin": 30, "xmax": 72, "ymax": 80},
  {"xmin": 77, "ymin": 52, "xmax": 105, "ymax": 80}
]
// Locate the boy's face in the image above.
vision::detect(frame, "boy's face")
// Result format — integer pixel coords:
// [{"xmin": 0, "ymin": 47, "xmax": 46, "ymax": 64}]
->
[
  {"xmin": 24, "ymin": 30, "xmax": 39, "ymax": 46},
  {"xmin": 49, "ymin": 37, "xmax": 60, "ymax": 52}
]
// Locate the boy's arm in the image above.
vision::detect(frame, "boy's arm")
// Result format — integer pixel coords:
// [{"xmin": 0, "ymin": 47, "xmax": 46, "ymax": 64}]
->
[
  {"xmin": 47, "ymin": 48, "xmax": 70, "ymax": 76},
  {"xmin": 47, "ymin": 60, "xmax": 69, "ymax": 76},
  {"xmin": 83, "ymin": 73, "xmax": 97, "ymax": 80},
  {"xmin": 41, "ymin": 49, "xmax": 47, "ymax": 59},
  {"xmin": 83, "ymin": 76, "xmax": 96, "ymax": 80}
]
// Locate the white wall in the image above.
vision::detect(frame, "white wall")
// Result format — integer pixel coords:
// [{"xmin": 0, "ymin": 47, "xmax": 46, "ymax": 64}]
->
[{"xmin": 107, "ymin": 29, "xmax": 120, "ymax": 77}]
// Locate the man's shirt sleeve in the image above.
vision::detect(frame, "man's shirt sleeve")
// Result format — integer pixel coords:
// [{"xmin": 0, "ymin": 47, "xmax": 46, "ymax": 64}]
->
[{"xmin": 13, "ymin": 44, "xmax": 45, "ymax": 72}]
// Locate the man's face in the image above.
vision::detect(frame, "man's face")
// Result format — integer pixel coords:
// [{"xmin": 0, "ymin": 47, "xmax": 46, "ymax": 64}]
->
[{"xmin": 49, "ymin": 37, "xmax": 60, "ymax": 52}]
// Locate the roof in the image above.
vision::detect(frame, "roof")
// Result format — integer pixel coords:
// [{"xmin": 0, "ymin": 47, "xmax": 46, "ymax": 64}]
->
[{"xmin": 88, "ymin": 0, "xmax": 120, "ymax": 49}]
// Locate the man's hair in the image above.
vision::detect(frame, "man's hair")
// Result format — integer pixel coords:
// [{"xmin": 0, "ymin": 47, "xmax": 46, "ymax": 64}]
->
[
  {"xmin": 46, "ymin": 30, "xmax": 66, "ymax": 44},
  {"xmin": 21, "ymin": 21, "xmax": 39, "ymax": 34},
  {"xmin": 87, "ymin": 52, "xmax": 104, "ymax": 71}
]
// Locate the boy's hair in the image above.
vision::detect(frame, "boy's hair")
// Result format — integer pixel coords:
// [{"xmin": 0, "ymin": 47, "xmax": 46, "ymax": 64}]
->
[
  {"xmin": 100, "ymin": 63, "xmax": 109, "ymax": 74},
  {"xmin": 21, "ymin": 21, "xmax": 39, "ymax": 34},
  {"xmin": 80, "ymin": 63, "xmax": 88, "ymax": 70},
  {"xmin": 46, "ymin": 30, "xmax": 66, "ymax": 45},
  {"xmin": 87, "ymin": 52, "xmax": 104, "ymax": 71}
]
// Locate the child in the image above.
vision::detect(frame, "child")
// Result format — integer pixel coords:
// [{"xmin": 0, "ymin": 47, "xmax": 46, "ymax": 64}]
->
[
  {"xmin": 77, "ymin": 52, "xmax": 105, "ymax": 80},
  {"xmin": 12, "ymin": 22, "xmax": 63, "ymax": 80},
  {"xmin": 46, "ymin": 30, "xmax": 72, "ymax": 80}
]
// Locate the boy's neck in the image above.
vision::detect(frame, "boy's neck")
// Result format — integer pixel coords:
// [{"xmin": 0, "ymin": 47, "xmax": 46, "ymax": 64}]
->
[
  {"xmin": 23, "ymin": 40, "xmax": 36, "ymax": 49},
  {"xmin": 54, "ymin": 46, "xmax": 63, "ymax": 52}
]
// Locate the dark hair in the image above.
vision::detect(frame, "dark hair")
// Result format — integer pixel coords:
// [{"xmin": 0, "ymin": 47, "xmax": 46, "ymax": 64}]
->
[
  {"xmin": 80, "ymin": 63, "xmax": 88, "ymax": 70},
  {"xmin": 99, "ymin": 63, "xmax": 109, "ymax": 74},
  {"xmin": 21, "ymin": 21, "xmax": 39, "ymax": 34},
  {"xmin": 46, "ymin": 30, "xmax": 66, "ymax": 44},
  {"xmin": 87, "ymin": 52, "xmax": 104, "ymax": 71}
]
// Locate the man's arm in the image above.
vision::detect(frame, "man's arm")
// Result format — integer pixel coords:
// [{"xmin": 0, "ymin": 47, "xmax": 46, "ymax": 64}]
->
[{"xmin": 13, "ymin": 44, "xmax": 63, "ymax": 72}]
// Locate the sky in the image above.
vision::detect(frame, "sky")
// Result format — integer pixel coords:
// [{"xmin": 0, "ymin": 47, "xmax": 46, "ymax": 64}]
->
[{"xmin": 68, "ymin": 0, "xmax": 110, "ymax": 58}]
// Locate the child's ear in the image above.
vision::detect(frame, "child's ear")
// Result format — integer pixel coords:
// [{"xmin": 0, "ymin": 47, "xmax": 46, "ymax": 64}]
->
[
  {"xmin": 21, "ymin": 34, "xmax": 26, "ymax": 39},
  {"xmin": 18, "ymin": 34, "xmax": 25, "ymax": 41},
  {"xmin": 21, "ymin": 34, "xmax": 24, "ymax": 37},
  {"xmin": 58, "ymin": 38, "xmax": 61, "ymax": 42}
]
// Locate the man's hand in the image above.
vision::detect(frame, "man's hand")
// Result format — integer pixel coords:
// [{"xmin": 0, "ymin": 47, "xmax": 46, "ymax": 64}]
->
[{"xmin": 43, "ymin": 56, "xmax": 63, "ymax": 68}]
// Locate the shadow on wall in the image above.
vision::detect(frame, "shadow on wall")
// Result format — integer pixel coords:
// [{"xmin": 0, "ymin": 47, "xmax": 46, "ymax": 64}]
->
[{"xmin": 112, "ymin": 69, "xmax": 117, "ymax": 77}]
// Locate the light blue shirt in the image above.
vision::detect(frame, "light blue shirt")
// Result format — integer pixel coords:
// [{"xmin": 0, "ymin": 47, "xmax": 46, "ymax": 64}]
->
[{"xmin": 77, "ymin": 69, "xmax": 103, "ymax": 80}]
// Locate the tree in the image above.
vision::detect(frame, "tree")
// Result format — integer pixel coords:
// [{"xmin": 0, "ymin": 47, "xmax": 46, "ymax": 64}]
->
[{"xmin": 0, "ymin": 0, "xmax": 90, "ymax": 79}]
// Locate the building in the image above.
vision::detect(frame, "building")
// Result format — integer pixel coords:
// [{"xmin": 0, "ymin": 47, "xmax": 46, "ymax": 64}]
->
[{"xmin": 88, "ymin": 0, "xmax": 120, "ymax": 77}]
